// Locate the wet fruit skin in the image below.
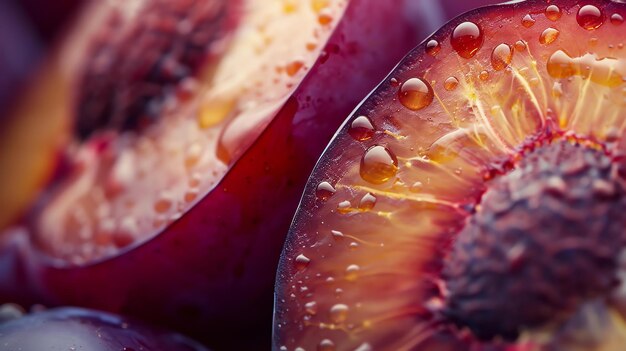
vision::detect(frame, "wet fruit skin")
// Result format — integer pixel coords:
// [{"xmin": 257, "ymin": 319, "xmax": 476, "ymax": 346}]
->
[
  {"xmin": 0, "ymin": 0, "xmax": 421, "ymax": 349},
  {"xmin": 0, "ymin": 307, "xmax": 209, "ymax": 351},
  {"xmin": 274, "ymin": 0, "xmax": 626, "ymax": 350}
]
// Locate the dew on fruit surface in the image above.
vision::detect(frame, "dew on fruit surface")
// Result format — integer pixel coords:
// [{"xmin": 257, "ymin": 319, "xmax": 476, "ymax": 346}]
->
[
  {"xmin": 515, "ymin": 40, "xmax": 527, "ymax": 51},
  {"xmin": 444, "ymin": 76, "xmax": 459, "ymax": 91},
  {"xmin": 398, "ymin": 78, "xmax": 434, "ymax": 110},
  {"xmin": 345, "ymin": 264, "xmax": 360, "ymax": 281},
  {"xmin": 348, "ymin": 116, "xmax": 375, "ymax": 141},
  {"xmin": 329, "ymin": 304, "xmax": 349, "ymax": 323},
  {"xmin": 545, "ymin": 5, "xmax": 562, "ymax": 21},
  {"xmin": 425, "ymin": 39, "xmax": 441, "ymax": 56},
  {"xmin": 316, "ymin": 181, "xmax": 336, "ymax": 200},
  {"xmin": 611, "ymin": 13, "xmax": 624, "ymax": 25},
  {"xmin": 318, "ymin": 339, "xmax": 336, "ymax": 351},
  {"xmin": 295, "ymin": 254, "xmax": 311, "ymax": 270},
  {"xmin": 479, "ymin": 70, "xmax": 490, "ymax": 81},
  {"xmin": 491, "ymin": 43, "xmax": 513, "ymax": 71},
  {"xmin": 522, "ymin": 14, "xmax": 536, "ymax": 27},
  {"xmin": 337, "ymin": 200, "xmax": 352, "ymax": 214},
  {"xmin": 305, "ymin": 301, "xmax": 318, "ymax": 315},
  {"xmin": 577, "ymin": 5, "xmax": 604, "ymax": 30},
  {"xmin": 540, "ymin": 28, "xmax": 560, "ymax": 45},
  {"xmin": 331, "ymin": 230, "xmax": 344, "ymax": 239},
  {"xmin": 450, "ymin": 21, "xmax": 484, "ymax": 59},
  {"xmin": 390, "ymin": 77, "xmax": 400, "ymax": 87},
  {"xmin": 547, "ymin": 50, "xmax": 626, "ymax": 87},
  {"xmin": 359, "ymin": 193, "xmax": 377, "ymax": 210},
  {"xmin": 360, "ymin": 145, "xmax": 399, "ymax": 184}
]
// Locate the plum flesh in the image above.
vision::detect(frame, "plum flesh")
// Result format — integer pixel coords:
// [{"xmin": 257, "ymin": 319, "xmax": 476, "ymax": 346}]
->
[{"xmin": 273, "ymin": 0, "xmax": 626, "ymax": 350}]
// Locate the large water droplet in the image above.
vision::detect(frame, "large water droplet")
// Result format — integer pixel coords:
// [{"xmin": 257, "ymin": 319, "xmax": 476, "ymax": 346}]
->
[
  {"xmin": 359, "ymin": 193, "xmax": 377, "ymax": 210},
  {"xmin": 360, "ymin": 146, "xmax": 398, "ymax": 184},
  {"xmin": 451, "ymin": 21, "xmax": 484, "ymax": 59},
  {"xmin": 305, "ymin": 301, "xmax": 318, "ymax": 315},
  {"xmin": 545, "ymin": 5, "xmax": 562, "ymax": 21},
  {"xmin": 425, "ymin": 39, "xmax": 441, "ymax": 56},
  {"xmin": 348, "ymin": 116, "xmax": 375, "ymax": 141},
  {"xmin": 491, "ymin": 43, "xmax": 513, "ymax": 71},
  {"xmin": 577, "ymin": 5, "xmax": 604, "ymax": 30},
  {"xmin": 514, "ymin": 40, "xmax": 527, "ymax": 52},
  {"xmin": 444, "ymin": 76, "xmax": 459, "ymax": 91},
  {"xmin": 398, "ymin": 78, "xmax": 434, "ymax": 110},
  {"xmin": 329, "ymin": 304, "xmax": 349, "ymax": 324},
  {"xmin": 611, "ymin": 13, "xmax": 624, "ymax": 25},
  {"xmin": 540, "ymin": 28, "xmax": 560, "ymax": 45}
]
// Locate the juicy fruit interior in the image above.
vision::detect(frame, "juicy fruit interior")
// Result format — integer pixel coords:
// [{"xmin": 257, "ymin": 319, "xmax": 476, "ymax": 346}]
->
[
  {"xmin": 35, "ymin": 0, "xmax": 349, "ymax": 263},
  {"xmin": 274, "ymin": 1, "xmax": 626, "ymax": 350}
]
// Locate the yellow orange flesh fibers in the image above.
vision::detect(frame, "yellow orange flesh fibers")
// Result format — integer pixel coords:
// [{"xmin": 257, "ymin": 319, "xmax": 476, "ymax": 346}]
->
[{"xmin": 274, "ymin": 1, "xmax": 626, "ymax": 350}]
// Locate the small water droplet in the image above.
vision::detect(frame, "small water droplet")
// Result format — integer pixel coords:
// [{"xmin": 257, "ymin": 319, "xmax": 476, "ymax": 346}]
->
[
  {"xmin": 359, "ymin": 193, "xmax": 377, "ymax": 210},
  {"xmin": 318, "ymin": 339, "xmax": 336, "ymax": 351},
  {"xmin": 444, "ymin": 76, "xmax": 459, "ymax": 91},
  {"xmin": 539, "ymin": 28, "xmax": 560, "ymax": 45},
  {"xmin": 577, "ymin": 5, "xmax": 604, "ymax": 30},
  {"xmin": 514, "ymin": 40, "xmax": 527, "ymax": 52},
  {"xmin": 479, "ymin": 70, "xmax": 490, "ymax": 81},
  {"xmin": 305, "ymin": 301, "xmax": 318, "ymax": 315},
  {"xmin": 522, "ymin": 14, "xmax": 536, "ymax": 27},
  {"xmin": 398, "ymin": 78, "xmax": 434, "ymax": 110},
  {"xmin": 348, "ymin": 116, "xmax": 375, "ymax": 141},
  {"xmin": 295, "ymin": 254, "xmax": 311, "ymax": 270},
  {"xmin": 611, "ymin": 13, "xmax": 624, "ymax": 25},
  {"xmin": 345, "ymin": 264, "xmax": 360, "ymax": 281},
  {"xmin": 410, "ymin": 181, "xmax": 424, "ymax": 192},
  {"xmin": 337, "ymin": 200, "xmax": 352, "ymax": 214},
  {"xmin": 451, "ymin": 21, "xmax": 484, "ymax": 59},
  {"xmin": 360, "ymin": 145, "xmax": 398, "ymax": 184},
  {"xmin": 545, "ymin": 5, "xmax": 562, "ymax": 21},
  {"xmin": 491, "ymin": 43, "xmax": 513, "ymax": 71},
  {"xmin": 331, "ymin": 230, "xmax": 344, "ymax": 239},
  {"xmin": 425, "ymin": 39, "xmax": 441, "ymax": 56},
  {"xmin": 390, "ymin": 77, "xmax": 400, "ymax": 87},
  {"xmin": 329, "ymin": 304, "xmax": 349, "ymax": 323},
  {"xmin": 316, "ymin": 181, "xmax": 336, "ymax": 200}
]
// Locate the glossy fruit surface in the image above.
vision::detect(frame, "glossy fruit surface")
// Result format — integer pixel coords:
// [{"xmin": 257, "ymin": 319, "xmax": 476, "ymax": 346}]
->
[
  {"xmin": 0, "ymin": 0, "xmax": 421, "ymax": 348},
  {"xmin": 274, "ymin": 1, "xmax": 626, "ymax": 350},
  {"xmin": 0, "ymin": 306, "xmax": 208, "ymax": 351}
]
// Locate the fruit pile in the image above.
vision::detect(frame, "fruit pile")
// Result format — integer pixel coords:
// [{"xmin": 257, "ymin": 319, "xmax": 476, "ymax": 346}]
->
[{"xmin": 1, "ymin": 0, "xmax": 625, "ymax": 350}]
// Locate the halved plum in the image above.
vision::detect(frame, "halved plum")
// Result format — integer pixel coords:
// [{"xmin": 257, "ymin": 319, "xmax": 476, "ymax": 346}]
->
[
  {"xmin": 0, "ymin": 306, "xmax": 208, "ymax": 350},
  {"xmin": 274, "ymin": 0, "xmax": 626, "ymax": 350},
  {"xmin": 0, "ymin": 0, "xmax": 421, "ymax": 348}
]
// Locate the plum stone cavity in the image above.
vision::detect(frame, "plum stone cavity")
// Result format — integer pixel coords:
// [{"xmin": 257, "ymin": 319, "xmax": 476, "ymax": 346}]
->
[{"xmin": 441, "ymin": 140, "xmax": 626, "ymax": 341}]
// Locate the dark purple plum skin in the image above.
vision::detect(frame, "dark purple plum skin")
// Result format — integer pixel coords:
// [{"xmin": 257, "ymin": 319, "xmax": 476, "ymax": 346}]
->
[
  {"xmin": 0, "ymin": 307, "xmax": 208, "ymax": 351},
  {"xmin": 0, "ymin": 0, "xmax": 422, "ymax": 349}
]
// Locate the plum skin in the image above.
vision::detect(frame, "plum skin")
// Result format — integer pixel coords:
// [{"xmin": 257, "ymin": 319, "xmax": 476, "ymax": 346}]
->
[
  {"xmin": 0, "ymin": 307, "xmax": 208, "ymax": 351},
  {"xmin": 0, "ymin": 0, "xmax": 422, "ymax": 348}
]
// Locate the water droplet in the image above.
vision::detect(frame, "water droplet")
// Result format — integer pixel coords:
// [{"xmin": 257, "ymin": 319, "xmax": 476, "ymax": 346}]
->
[
  {"xmin": 360, "ymin": 145, "xmax": 398, "ymax": 184},
  {"xmin": 577, "ymin": 5, "xmax": 604, "ymax": 30},
  {"xmin": 359, "ymin": 193, "xmax": 377, "ymax": 210},
  {"xmin": 479, "ymin": 70, "xmax": 490, "ymax": 81},
  {"xmin": 337, "ymin": 200, "xmax": 352, "ymax": 214},
  {"xmin": 318, "ymin": 339, "xmax": 336, "ymax": 351},
  {"xmin": 539, "ymin": 28, "xmax": 560, "ymax": 45},
  {"xmin": 552, "ymin": 81, "xmax": 563, "ymax": 97},
  {"xmin": 305, "ymin": 301, "xmax": 318, "ymax": 315},
  {"xmin": 444, "ymin": 76, "xmax": 459, "ymax": 91},
  {"xmin": 451, "ymin": 21, "xmax": 484, "ymax": 59},
  {"xmin": 348, "ymin": 116, "xmax": 375, "ymax": 141},
  {"xmin": 491, "ymin": 43, "xmax": 513, "ymax": 71},
  {"xmin": 611, "ymin": 13, "xmax": 624, "ymax": 25},
  {"xmin": 390, "ymin": 77, "xmax": 400, "ymax": 87},
  {"xmin": 425, "ymin": 39, "xmax": 441, "ymax": 56},
  {"xmin": 521, "ymin": 14, "xmax": 536, "ymax": 27},
  {"xmin": 345, "ymin": 264, "xmax": 360, "ymax": 281},
  {"xmin": 410, "ymin": 181, "xmax": 424, "ymax": 192},
  {"xmin": 398, "ymin": 78, "xmax": 434, "ymax": 110},
  {"xmin": 547, "ymin": 50, "xmax": 625, "ymax": 87},
  {"xmin": 545, "ymin": 5, "xmax": 562, "ymax": 21},
  {"xmin": 331, "ymin": 230, "xmax": 344, "ymax": 239},
  {"xmin": 295, "ymin": 254, "xmax": 311, "ymax": 270},
  {"xmin": 354, "ymin": 343, "xmax": 373, "ymax": 351},
  {"xmin": 329, "ymin": 304, "xmax": 349, "ymax": 323},
  {"xmin": 316, "ymin": 181, "xmax": 336, "ymax": 200},
  {"xmin": 514, "ymin": 40, "xmax": 527, "ymax": 52}
]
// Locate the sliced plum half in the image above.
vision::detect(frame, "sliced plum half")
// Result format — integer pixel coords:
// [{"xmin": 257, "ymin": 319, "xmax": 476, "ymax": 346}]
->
[
  {"xmin": 0, "ymin": 0, "xmax": 421, "ymax": 347},
  {"xmin": 274, "ymin": 1, "xmax": 626, "ymax": 350}
]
